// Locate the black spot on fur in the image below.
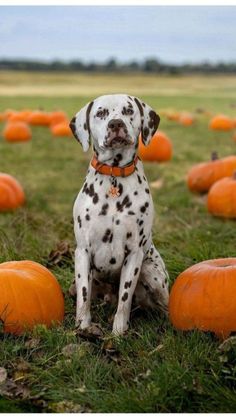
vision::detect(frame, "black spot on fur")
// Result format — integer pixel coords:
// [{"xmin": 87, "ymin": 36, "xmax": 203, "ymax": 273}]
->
[
  {"xmin": 115, "ymin": 219, "xmax": 120, "ymax": 225},
  {"xmin": 83, "ymin": 182, "xmax": 99, "ymax": 204},
  {"xmin": 122, "ymin": 292, "xmax": 129, "ymax": 302},
  {"xmin": 118, "ymin": 183, "xmax": 123, "ymax": 195},
  {"xmin": 77, "ymin": 215, "xmax": 82, "ymax": 228},
  {"xmin": 134, "ymin": 191, "xmax": 138, "ymax": 196},
  {"xmin": 110, "ymin": 257, "xmax": 116, "ymax": 264},
  {"xmin": 134, "ymin": 267, "xmax": 139, "ymax": 276},
  {"xmin": 99, "ymin": 203, "xmax": 109, "ymax": 216},
  {"xmin": 126, "ymin": 232, "xmax": 132, "ymax": 239},
  {"xmin": 124, "ymin": 281, "xmax": 132, "ymax": 289},
  {"xmin": 93, "ymin": 194, "xmax": 99, "ymax": 204},
  {"xmin": 82, "ymin": 286, "xmax": 87, "ymax": 302},
  {"xmin": 85, "ymin": 214, "xmax": 90, "ymax": 221},
  {"xmin": 145, "ymin": 188, "xmax": 150, "ymax": 194},
  {"xmin": 125, "ymin": 245, "xmax": 131, "ymax": 258},
  {"xmin": 137, "ymin": 175, "xmax": 142, "ymax": 184},
  {"xmin": 140, "ymin": 202, "xmax": 149, "ymax": 213},
  {"xmin": 128, "ymin": 211, "xmax": 135, "ymax": 215},
  {"xmin": 102, "ymin": 229, "xmax": 112, "ymax": 243},
  {"xmin": 116, "ymin": 195, "xmax": 132, "ymax": 212}
]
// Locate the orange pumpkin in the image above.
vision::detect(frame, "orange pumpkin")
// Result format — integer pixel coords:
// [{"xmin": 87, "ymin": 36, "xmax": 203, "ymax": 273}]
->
[
  {"xmin": 0, "ymin": 113, "xmax": 6, "ymax": 122},
  {"xmin": 49, "ymin": 110, "xmax": 68, "ymax": 126},
  {"xmin": 209, "ymin": 114, "xmax": 234, "ymax": 131},
  {"xmin": 207, "ymin": 173, "xmax": 236, "ymax": 218},
  {"xmin": 2, "ymin": 121, "xmax": 32, "ymax": 143},
  {"xmin": 0, "ymin": 260, "xmax": 64, "ymax": 335},
  {"xmin": 187, "ymin": 153, "xmax": 236, "ymax": 193},
  {"xmin": 179, "ymin": 112, "xmax": 195, "ymax": 126},
  {"xmin": 0, "ymin": 173, "xmax": 25, "ymax": 211},
  {"xmin": 3, "ymin": 109, "xmax": 16, "ymax": 120},
  {"xmin": 28, "ymin": 111, "xmax": 51, "ymax": 126},
  {"xmin": 139, "ymin": 131, "xmax": 173, "ymax": 162},
  {"xmin": 169, "ymin": 258, "xmax": 236, "ymax": 339},
  {"xmin": 50, "ymin": 121, "xmax": 72, "ymax": 137},
  {"xmin": 8, "ymin": 109, "xmax": 32, "ymax": 123},
  {"xmin": 166, "ymin": 111, "xmax": 180, "ymax": 122}
]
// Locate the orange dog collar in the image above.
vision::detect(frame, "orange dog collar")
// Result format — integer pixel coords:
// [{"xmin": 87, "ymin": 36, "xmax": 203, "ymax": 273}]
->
[{"xmin": 90, "ymin": 155, "xmax": 139, "ymax": 177}]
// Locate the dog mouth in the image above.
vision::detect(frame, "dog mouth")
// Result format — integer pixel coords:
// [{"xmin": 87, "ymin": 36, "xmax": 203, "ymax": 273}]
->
[{"xmin": 104, "ymin": 135, "xmax": 134, "ymax": 149}]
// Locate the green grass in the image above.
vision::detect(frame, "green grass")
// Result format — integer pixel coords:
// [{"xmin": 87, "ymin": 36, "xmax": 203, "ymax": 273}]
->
[{"xmin": 0, "ymin": 73, "xmax": 236, "ymax": 412}]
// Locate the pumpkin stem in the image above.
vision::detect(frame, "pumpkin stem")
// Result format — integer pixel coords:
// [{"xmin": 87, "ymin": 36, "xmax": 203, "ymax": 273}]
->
[{"xmin": 211, "ymin": 151, "xmax": 219, "ymax": 161}]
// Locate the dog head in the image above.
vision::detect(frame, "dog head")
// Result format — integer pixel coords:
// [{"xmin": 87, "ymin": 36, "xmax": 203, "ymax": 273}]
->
[{"xmin": 70, "ymin": 94, "xmax": 160, "ymax": 152}]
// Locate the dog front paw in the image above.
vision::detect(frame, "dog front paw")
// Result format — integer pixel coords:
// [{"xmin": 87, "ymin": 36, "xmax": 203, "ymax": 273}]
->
[
  {"xmin": 112, "ymin": 313, "xmax": 129, "ymax": 336},
  {"xmin": 75, "ymin": 313, "xmax": 91, "ymax": 330}
]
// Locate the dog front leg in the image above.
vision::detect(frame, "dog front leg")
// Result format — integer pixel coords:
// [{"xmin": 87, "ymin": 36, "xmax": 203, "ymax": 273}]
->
[
  {"xmin": 112, "ymin": 249, "xmax": 144, "ymax": 335},
  {"xmin": 75, "ymin": 247, "xmax": 92, "ymax": 329}
]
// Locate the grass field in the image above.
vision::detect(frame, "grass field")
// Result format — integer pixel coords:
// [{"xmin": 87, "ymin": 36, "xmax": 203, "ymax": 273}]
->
[{"xmin": 0, "ymin": 72, "xmax": 236, "ymax": 413}]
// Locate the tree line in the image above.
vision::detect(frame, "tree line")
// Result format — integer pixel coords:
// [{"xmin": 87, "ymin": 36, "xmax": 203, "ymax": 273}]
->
[{"xmin": 0, "ymin": 58, "xmax": 236, "ymax": 74}]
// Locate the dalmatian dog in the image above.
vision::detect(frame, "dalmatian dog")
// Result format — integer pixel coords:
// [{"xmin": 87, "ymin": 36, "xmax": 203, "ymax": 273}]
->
[{"xmin": 69, "ymin": 94, "xmax": 169, "ymax": 335}]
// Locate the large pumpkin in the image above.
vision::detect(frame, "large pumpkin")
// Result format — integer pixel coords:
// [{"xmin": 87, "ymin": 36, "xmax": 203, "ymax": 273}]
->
[
  {"xmin": 0, "ymin": 260, "xmax": 64, "ymax": 335},
  {"xmin": 0, "ymin": 173, "xmax": 25, "ymax": 211},
  {"xmin": 169, "ymin": 258, "xmax": 236, "ymax": 339},
  {"xmin": 207, "ymin": 173, "xmax": 236, "ymax": 218},
  {"xmin": 139, "ymin": 131, "xmax": 173, "ymax": 162},
  {"xmin": 2, "ymin": 122, "xmax": 32, "ymax": 143},
  {"xmin": 209, "ymin": 114, "xmax": 234, "ymax": 131},
  {"xmin": 187, "ymin": 153, "xmax": 236, "ymax": 193},
  {"xmin": 50, "ymin": 121, "xmax": 72, "ymax": 137}
]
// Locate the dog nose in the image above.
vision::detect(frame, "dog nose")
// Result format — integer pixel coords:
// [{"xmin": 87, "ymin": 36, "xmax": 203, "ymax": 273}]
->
[{"xmin": 108, "ymin": 119, "xmax": 125, "ymax": 131}]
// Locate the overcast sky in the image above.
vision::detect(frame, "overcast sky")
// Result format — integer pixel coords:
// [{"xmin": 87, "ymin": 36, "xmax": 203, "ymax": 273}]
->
[{"xmin": 0, "ymin": 6, "xmax": 236, "ymax": 63}]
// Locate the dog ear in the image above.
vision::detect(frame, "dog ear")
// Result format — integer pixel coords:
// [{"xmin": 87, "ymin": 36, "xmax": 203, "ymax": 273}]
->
[
  {"xmin": 69, "ymin": 101, "xmax": 94, "ymax": 152},
  {"xmin": 134, "ymin": 97, "xmax": 160, "ymax": 146}
]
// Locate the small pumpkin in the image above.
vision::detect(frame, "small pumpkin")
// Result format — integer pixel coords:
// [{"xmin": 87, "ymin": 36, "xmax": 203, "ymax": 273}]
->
[
  {"xmin": 209, "ymin": 114, "xmax": 234, "ymax": 131},
  {"xmin": 7, "ymin": 109, "xmax": 32, "ymax": 123},
  {"xmin": 0, "ymin": 260, "xmax": 64, "ymax": 335},
  {"xmin": 139, "ymin": 131, "xmax": 173, "ymax": 162},
  {"xmin": 166, "ymin": 111, "xmax": 180, "ymax": 122},
  {"xmin": 169, "ymin": 258, "xmax": 236, "ymax": 339},
  {"xmin": 28, "ymin": 111, "xmax": 51, "ymax": 126},
  {"xmin": 179, "ymin": 112, "xmax": 195, "ymax": 126},
  {"xmin": 207, "ymin": 172, "xmax": 236, "ymax": 218},
  {"xmin": 0, "ymin": 113, "xmax": 6, "ymax": 122},
  {"xmin": 49, "ymin": 110, "xmax": 68, "ymax": 126},
  {"xmin": 50, "ymin": 121, "xmax": 72, "ymax": 137},
  {"xmin": 0, "ymin": 173, "xmax": 25, "ymax": 211},
  {"xmin": 187, "ymin": 153, "xmax": 236, "ymax": 193},
  {"xmin": 2, "ymin": 121, "xmax": 32, "ymax": 143}
]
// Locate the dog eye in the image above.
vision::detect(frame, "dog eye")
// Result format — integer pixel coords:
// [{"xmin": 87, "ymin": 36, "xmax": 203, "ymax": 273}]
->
[
  {"xmin": 126, "ymin": 108, "xmax": 134, "ymax": 115},
  {"xmin": 96, "ymin": 110, "xmax": 104, "ymax": 118}
]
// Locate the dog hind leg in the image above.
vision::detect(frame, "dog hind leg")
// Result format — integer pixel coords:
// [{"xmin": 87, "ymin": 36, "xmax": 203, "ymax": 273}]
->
[{"xmin": 138, "ymin": 243, "xmax": 169, "ymax": 314}]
